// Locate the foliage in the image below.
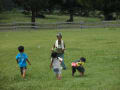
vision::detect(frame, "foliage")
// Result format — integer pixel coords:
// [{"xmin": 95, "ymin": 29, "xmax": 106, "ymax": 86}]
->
[
  {"xmin": 1, "ymin": 0, "xmax": 120, "ymax": 20},
  {"xmin": 90, "ymin": 0, "xmax": 120, "ymax": 20},
  {"xmin": 13, "ymin": 0, "xmax": 49, "ymax": 23}
]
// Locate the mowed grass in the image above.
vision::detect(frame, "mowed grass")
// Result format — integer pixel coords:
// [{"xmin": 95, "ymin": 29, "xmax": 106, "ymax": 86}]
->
[{"xmin": 0, "ymin": 28, "xmax": 120, "ymax": 90}]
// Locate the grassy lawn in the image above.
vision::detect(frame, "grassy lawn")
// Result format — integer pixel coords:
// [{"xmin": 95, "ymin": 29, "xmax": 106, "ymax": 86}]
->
[
  {"xmin": 0, "ymin": 11, "xmax": 101, "ymax": 23},
  {"xmin": 0, "ymin": 28, "xmax": 120, "ymax": 90}
]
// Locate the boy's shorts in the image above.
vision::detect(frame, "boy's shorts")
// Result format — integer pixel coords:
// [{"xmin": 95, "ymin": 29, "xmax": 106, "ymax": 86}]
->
[
  {"xmin": 77, "ymin": 66, "xmax": 85, "ymax": 73},
  {"xmin": 53, "ymin": 68, "xmax": 61, "ymax": 74},
  {"xmin": 20, "ymin": 67, "xmax": 27, "ymax": 75}
]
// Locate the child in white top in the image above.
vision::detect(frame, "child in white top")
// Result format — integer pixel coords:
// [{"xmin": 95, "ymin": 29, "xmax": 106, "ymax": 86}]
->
[
  {"xmin": 50, "ymin": 52, "xmax": 63, "ymax": 80},
  {"xmin": 51, "ymin": 32, "xmax": 66, "ymax": 70}
]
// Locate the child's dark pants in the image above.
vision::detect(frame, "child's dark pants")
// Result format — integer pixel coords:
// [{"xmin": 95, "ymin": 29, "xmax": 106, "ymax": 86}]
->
[
  {"xmin": 20, "ymin": 67, "xmax": 26, "ymax": 75},
  {"xmin": 72, "ymin": 66, "xmax": 85, "ymax": 76}
]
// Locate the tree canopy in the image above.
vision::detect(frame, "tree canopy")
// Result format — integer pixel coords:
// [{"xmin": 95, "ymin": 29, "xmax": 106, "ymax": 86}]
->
[
  {"xmin": 1, "ymin": 0, "xmax": 120, "ymax": 22},
  {"xmin": 13, "ymin": 0, "xmax": 49, "ymax": 23}
]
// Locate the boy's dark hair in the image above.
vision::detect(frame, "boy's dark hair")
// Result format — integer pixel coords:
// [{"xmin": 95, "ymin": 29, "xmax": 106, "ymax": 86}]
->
[
  {"xmin": 18, "ymin": 46, "xmax": 24, "ymax": 52},
  {"xmin": 80, "ymin": 57, "xmax": 86, "ymax": 62},
  {"xmin": 51, "ymin": 52, "xmax": 57, "ymax": 58}
]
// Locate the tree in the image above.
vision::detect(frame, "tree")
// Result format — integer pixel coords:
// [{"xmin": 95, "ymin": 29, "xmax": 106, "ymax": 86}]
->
[
  {"xmin": 0, "ymin": 0, "xmax": 15, "ymax": 12},
  {"xmin": 48, "ymin": 0, "xmax": 79, "ymax": 22},
  {"xmin": 0, "ymin": 0, "xmax": 3, "ymax": 12},
  {"xmin": 3, "ymin": 0, "xmax": 15, "ymax": 10},
  {"xmin": 13, "ymin": 0, "xmax": 49, "ymax": 24},
  {"xmin": 62, "ymin": 0, "xmax": 92, "ymax": 21},
  {"xmin": 77, "ymin": 0, "xmax": 120, "ymax": 20},
  {"xmin": 77, "ymin": 0, "xmax": 93, "ymax": 17},
  {"xmin": 47, "ymin": 0, "xmax": 62, "ymax": 13},
  {"xmin": 91, "ymin": 0, "xmax": 120, "ymax": 20},
  {"xmin": 62, "ymin": 0, "xmax": 77, "ymax": 22}
]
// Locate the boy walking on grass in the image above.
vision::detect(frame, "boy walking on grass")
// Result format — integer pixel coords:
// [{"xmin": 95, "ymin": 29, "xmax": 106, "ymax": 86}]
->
[
  {"xmin": 50, "ymin": 52, "xmax": 63, "ymax": 80},
  {"xmin": 16, "ymin": 46, "xmax": 31, "ymax": 78}
]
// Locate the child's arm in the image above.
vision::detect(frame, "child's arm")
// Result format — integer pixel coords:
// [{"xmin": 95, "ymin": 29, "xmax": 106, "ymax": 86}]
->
[
  {"xmin": 26, "ymin": 59, "xmax": 31, "ymax": 65},
  {"xmin": 62, "ymin": 43, "xmax": 66, "ymax": 53},
  {"xmin": 51, "ymin": 44, "xmax": 55, "ymax": 51},
  {"xmin": 16, "ymin": 59, "xmax": 18, "ymax": 64},
  {"xmin": 50, "ymin": 58, "xmax": 53, "ymax": 69},
  {"xmin": 64, "ymin": 43, "xmax": 65, "ymax": 49},
  {"xmin": 16, "ymin": 59, "xmax": 19, "ymax": 69},
  {"xmin": 58, "ymin": 57, "xmax": 63, "ymax": 63},
  {"xmin": 16, "ymin": 55, "xmax": 19, "ymax": 64}
]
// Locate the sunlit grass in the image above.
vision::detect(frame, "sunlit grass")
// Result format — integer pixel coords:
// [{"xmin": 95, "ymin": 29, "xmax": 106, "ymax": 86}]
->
[{"xmin": 0, "ymin": 28, "xmax": 120, "ymax": 90}]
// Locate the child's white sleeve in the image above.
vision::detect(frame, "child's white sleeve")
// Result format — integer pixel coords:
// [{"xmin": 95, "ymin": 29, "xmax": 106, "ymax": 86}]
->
[
  {"xmin": 58, "ymin": 57, "xmax": 63, "ymax": 62},
  {"xmin": 51, "ymin": 58, "xmax": 52, "ymax": 61}
]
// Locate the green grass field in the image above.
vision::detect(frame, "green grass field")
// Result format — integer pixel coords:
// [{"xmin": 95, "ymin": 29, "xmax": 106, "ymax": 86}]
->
[{"xmin": 0, "ymin": 28, "xmax": 120, "ymax": 90}]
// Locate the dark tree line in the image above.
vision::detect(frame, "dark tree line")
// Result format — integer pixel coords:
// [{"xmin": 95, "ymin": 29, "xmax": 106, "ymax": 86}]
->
[
  {"xmin": 91, "ymin": 0, "xmax": 120, "ymax": 20},
  {"xmin": 0, "ymin": 0, "xmax": 15, "ymax": 11},
  {"xmin": 0, "ymin": 0, "xmax": 120, "ymax": 22},
  {"xmin": 12, "ymin": 0, "xmax": 49, "ymax": 24}
]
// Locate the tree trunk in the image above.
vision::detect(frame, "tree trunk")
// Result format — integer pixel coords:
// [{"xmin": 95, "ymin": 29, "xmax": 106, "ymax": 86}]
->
[
  {"xmin": 31, "ymin": 9, "xmax": 36, "ymax": 26},
  {"xmin": 70, "ymin": 9, "xmax": 73, "ymax": 21},
  {"xmin": 67, "ymin": 9, "xmax": 74, "ymax": 22}
]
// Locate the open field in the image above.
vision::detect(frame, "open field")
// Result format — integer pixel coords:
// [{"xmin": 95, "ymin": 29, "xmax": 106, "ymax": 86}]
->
[{"xmin": 0, "ymin": 28, "xmax": 120, "ymax": 90}]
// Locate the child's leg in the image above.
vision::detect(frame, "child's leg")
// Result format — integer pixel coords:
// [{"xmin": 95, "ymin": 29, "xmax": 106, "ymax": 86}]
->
[
  {"xmin": 80, "ymin": 72, "xmax": 84, "ymax": 76},
  {"xmin": 58, "ymin": 54, "xmax": 66, "ymax": 70},
  {"xmin": 61, "ymin": 60, "xmax": 66, "ymax": 70},
  {"xmin": 54, "ymin": 68, "xmax": 62, "ymax": 80},
  {"xmin": 22, "ymin": 67, "xmax": 26, "ymax": 78},
  {"xmin": 72, "ymin": 66, "xmax": 76, "ymax": 76},
  {"xmin": 57, "ymin": 68, "xmax": 62, "ymax": 80},
  {"xmin": 22, "ymin": 68, "xmax": 26, "ymax": 78},
  {"xmin": 77, "ymin": 66, "xmax": 85, "ymax": 76},
  {"xmin": 20, "ymin": 67, "xmax": 23, "ymax": 76},
  {"xmin": 56, "ymin": 74, "xmax": 61, "ymax": 80}
]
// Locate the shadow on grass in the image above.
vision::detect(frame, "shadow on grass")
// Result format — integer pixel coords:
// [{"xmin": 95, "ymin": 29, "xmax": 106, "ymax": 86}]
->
[
  {"xmin": 25, "ymin": 15, "xmax": 58, "ymax": 20},
  {"xmin": 74, "ymin": 74, "xmax": 88, "ymax": 78},
  {"xmin": 45, "ymin": 17, "xmax": 59, "ymax": 20},
  {"xmin": 12, "ymin": 74, "xmax": 32, "ymax": 82},
  {"xmin": 105, "ymin": 41, "xmax": 117, "ymax": 44}
]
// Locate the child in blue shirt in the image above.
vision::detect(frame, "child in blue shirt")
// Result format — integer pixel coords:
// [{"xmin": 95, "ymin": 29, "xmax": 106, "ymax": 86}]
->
[{"xmin": 16, "ymin": 46, "xmax": 31, "ymax": 78}]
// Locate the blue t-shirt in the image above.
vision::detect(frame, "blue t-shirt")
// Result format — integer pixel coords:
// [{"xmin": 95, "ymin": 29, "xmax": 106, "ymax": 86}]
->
[{"xmin": 16, "ymin": 53, "xmax": 28, "ymax": 67}]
